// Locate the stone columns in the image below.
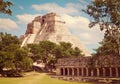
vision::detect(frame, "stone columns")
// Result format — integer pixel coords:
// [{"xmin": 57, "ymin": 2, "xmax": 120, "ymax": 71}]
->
[
  {"xmin": 86, "ymin": 68, "xmax": 88, "ymax": 77},
  {"xmin": 103, "ymin": 68, "xmax": 105, "ymax": 77},
  {"xmin": 67, "ymin": 68, "xmax": 69, "ymax": 76},
  {"xmin": 63, "ymin": 68, "xmax": 65, "ymax": 76},
  {"xmin": 97, "ymin": 68, "xmax": 100, "ymax": 77},
  {"xmin": 72, "ymin": 68, "xmax": 74, "ymax": 76},
  {"xmin": 115, "ymin": 68, "xmax": 119, "ymax": 77},
  {"xmin": 60, "ymin": 67, "xmax": 120, "ymax": 77},
  {"xmin": 109, "ymin": 68, "xmax": 112, "ymax": 77},
  {"xmin": 81, "ymin": 68, "xmax": 84, "ymax": 76},
  {"xmin": 91, "ymin": 70, "xmax": 93, "ymax": 76},
  {"xmin": 77, "ymin": 68, "xmax": 79, "ymax": 76}
]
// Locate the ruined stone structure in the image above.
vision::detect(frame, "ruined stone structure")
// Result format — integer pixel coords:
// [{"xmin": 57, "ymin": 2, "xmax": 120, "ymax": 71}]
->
[
  {"xmin": 56, "ymin": 55, "xmax": 120, "ymax": 78},
  {"xmin": 21, "ymin": 13, "xmax": 90, "ymax": 56}
]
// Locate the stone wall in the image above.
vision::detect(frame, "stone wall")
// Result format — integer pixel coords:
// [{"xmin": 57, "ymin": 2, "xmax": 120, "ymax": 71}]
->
[{"xmin": 55, "ymin": 56, "xmax": 120, "ymax": 77}]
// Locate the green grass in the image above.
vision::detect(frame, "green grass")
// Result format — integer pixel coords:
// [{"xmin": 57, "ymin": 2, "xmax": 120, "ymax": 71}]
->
[{"xmin": 0, "ymin": 72, "xmax": 93, "ymax": 84}]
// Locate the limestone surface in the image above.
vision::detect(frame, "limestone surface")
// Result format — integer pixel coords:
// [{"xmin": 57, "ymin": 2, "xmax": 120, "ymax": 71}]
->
[{"xmin": 21, "ymin": 13, "xmax": 91, "ymax": 56}]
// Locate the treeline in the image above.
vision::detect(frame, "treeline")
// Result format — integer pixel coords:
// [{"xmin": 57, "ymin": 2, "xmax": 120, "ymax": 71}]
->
[
  {"xmin": 0, "ymin": 32, "xmax": 83, "ymax": 77},
  {"xmin": 0, "ymin": 32, "xmax": 33, "ymax": 77},
  {"xmin": 28, "ymin": 41, "xmax": 83, "ymax": 72}
]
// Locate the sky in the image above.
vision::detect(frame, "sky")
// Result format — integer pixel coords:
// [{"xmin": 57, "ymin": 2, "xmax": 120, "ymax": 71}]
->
[{"xmin": 0, "ymin": 0, "xmax": 104, "ymax": 53}]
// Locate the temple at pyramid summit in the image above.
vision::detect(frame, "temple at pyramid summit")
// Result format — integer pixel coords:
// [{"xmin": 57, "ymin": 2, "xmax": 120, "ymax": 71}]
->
[{"xmin": 20, "ymin": 13, "xmax": 91, "ymax": 56}]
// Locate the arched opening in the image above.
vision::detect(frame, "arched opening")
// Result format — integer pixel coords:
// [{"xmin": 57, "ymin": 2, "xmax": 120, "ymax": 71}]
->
[
  {"xmin": 74, "ymin": 68, "xmax": 77, "ymax": 76},
  {"xmin": 99, "ymin": 68, "xmax": 103, "ymax": 77},
  {"xmin": 65, "ymin": 68, "xmax": 68, "ymax": 76},
  {"xmin": 105, "ymin": 67, "xmax": 110, "ymax": 77},
  {"xmin": 93, "ymin": 68, "xmax": 97, "ymax": 76},
  {"xmin": 79, "ymin": 68, "xmax": 82, "ymax": 76},
  {"xmin": 60, "ymin": 68, "xmax": 63, "ymax": 75},
  {"xmin": 118, "ymin": 67, "xmax": 120, "ymax": 77},
  {"xmin": 69, "ymin": 68, "xmax": 72, "ymax": 76},
  {"xmin": 88, "ymin": 68, "xmax": 92, "ymax": 76},
  {"xmin": 83, "ymin": 68, "xmax": 86, "ymax": 76},
  {"xmin": 112, "ymin": 68, "xmax": 116, "ymax": 77}
]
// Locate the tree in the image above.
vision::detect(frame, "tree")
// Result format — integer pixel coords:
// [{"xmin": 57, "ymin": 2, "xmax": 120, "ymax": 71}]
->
[
  {"xmin": 28, "ymin": 41, "xmax": 83, "ymax": 72},
  {"xmin": 38, "ymin": 41, "xmax": 57, "ymax": 63},
  {"xmin": 73, "ymin": 47, "xmax": 83, "ymax": 57},
  {"xmin": 28, "ymin": 41, "xmax": 57, "ymax": 71},
  {"xmin": 0, "ymin": 32, "xmax": 33, "ymax": 77},
  {"xmin": 59, "ymin": 42, "xmax": 73, "ymax": 57},
  {"xmin": 0, "ymin": 0, "xmax": 13, "ymax": 15},
  {"xmin": 58, "ymin": 42, "xmax": 83, "ymax": 57},
  {"xmin": 0, "ymin": 51, "xmax": 14, "ymax": 72},
  {"xmin": 84, "ymin": 0, "xmax": 120, "ymax": 55},
  {"xmin": 27, "ymin": 44, "xmax": 42, "ymax": 62},
  {"xmin": 0, "ymin": 33, "xmax": 20, "ymax": 73},
  {"xmin": 95, "ymin": 36, "xmax": 118, "ymax": 56},
  {"xmin": 14, "ymin": 48, "xmax": 33, "ymax": 71},
  {"xmin": 28, "ymin": 41, "xmax": 57, "ymax": 62}
]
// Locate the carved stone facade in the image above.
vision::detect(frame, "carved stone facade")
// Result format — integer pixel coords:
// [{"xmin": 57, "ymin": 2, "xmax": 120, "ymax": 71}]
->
[
  {"xmin": 21, "ymin": 13, "xmax": 91, "ymax": 56},
  {"xmin": 56, "ymin": 55, "xmax": 120, "ymax": 78}
]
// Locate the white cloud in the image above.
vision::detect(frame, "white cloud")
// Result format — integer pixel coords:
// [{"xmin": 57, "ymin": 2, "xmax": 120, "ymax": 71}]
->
[
  {"xmin": 61, "ymin": 14, "xmax": 104, "ymax": 45},
  {"xmin": 78, "ymin": 30, "xmax": 103, "ymax": 45},
  {"xmin": 32, "ymin": 3, "xmax": 79, "ymax": 15},
  {"xmin": 61, "ymin": 14, "xmax": 89, "ymax": 30},
  {"xmin": 16, "ymin": 14, "xmax": 39, "ymax": 24},
  {"xmin": 0, "ymin": 18, "xmax": 18, "ymax": 31},
  {"xmin": 15, "ymin": 13, "xmax": 104, "ymax": 52},
  {"xmin": 16, "ymin": 2, "xmax": 104, "ymax": 52}
]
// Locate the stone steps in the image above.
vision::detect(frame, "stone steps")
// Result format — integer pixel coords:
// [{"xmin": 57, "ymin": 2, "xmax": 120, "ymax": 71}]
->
[{"xmin": 21, "ymin": 34, "xmax": 36, "ymax": 46}]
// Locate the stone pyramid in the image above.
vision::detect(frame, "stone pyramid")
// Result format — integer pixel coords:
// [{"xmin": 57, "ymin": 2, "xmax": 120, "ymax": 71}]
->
[{"xmin": 20, "ymin": 13, "xmax": 91, "ymax": 56}]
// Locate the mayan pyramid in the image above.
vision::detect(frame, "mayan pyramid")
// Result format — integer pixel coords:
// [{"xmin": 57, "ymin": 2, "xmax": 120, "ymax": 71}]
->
[{"xmin": 20, "ymin": 13, "xmax": 91, "ymax": 56}]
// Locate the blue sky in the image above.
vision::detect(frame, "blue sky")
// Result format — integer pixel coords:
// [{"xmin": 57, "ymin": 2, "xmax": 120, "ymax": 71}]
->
[{"xmin": 0, "ymin": 0, "xmax": 104, "ymax": 53}]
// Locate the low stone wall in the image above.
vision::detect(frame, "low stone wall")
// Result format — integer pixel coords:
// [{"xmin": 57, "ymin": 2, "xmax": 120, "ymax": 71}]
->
[{"xmin": 51, "ymin": 75, "xmax": 120, "ymax": 83}]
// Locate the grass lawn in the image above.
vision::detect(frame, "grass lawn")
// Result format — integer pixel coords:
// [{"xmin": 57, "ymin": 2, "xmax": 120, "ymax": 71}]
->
[{"xmin": 0, "ymin": 72, "xmax": 94, "ymax": 84}]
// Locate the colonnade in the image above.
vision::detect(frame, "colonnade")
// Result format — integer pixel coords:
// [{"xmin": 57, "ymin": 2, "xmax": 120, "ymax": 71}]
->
[{"xmin": 60, "ymin": 67, "xmax": 120, "ymax": 77}]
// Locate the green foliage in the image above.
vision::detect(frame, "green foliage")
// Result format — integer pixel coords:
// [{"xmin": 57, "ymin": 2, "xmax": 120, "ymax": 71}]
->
[
  {"xmin": 14, "ymin": 48, "xmax": 33, "ymax": 71},
  {"xmin": 58, "ymin": 42, "xmax": 82, "ymax": 57},
  {"xmin": 0, "ymin": 51, "xmax": 14, "ymax": 70},
  {"xmin": 0, "ymin": 32, "xmax": 33, "ymax": 76},
  {"xmin": 0, "ymin": 33, "xmax": 20, "ymax": 71},
  {"xmin": 28, "ymin": 41, "xmax": 57, "ymax": 62},
  {"xmin": 84, "ymin": 0, "xmax": 120, "ymax": 55},
  {"xmin": 0, "ymin": 0, "xmax": 13, "ymax": 15},
  {"xmin": 84, "ymin": 0, "xmax": 120, "ymax": 28},
  {"xmin": 28, "ymin": 41, "xmax": 83, "ymax": 71},
  {"xmin": 59, "ymin": 42, "xmax": 73, "ymax": 57},
  {"xmin": 73, "ymin": 47, "xmax": 83, "ymax": 56},
  {"xmin": 95, "ymin": 36, "xmax": 118, "ymax": 55}
]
